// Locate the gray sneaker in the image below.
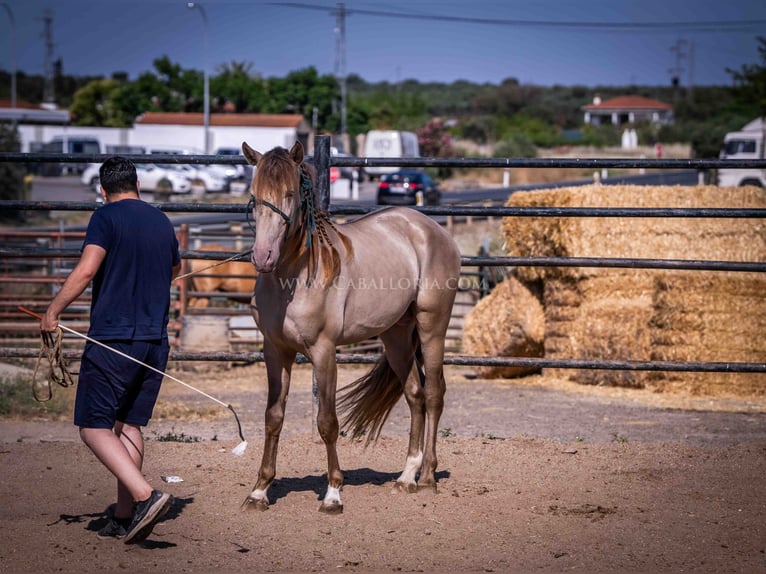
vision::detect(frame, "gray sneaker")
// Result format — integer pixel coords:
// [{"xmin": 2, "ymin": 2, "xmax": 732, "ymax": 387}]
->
[
  {"xmin": 97, "ymin": 516, "xmax": 129, "ymax": 539},
  {"xmin": 124, "ymin": 490, "xmax": 173, "ymax": 544}
]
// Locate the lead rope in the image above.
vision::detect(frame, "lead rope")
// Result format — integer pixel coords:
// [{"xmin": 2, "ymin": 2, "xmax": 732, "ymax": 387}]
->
[
  {"xmin": 32, "ymin": 328, "xmax": 75, "ymax": 402},
  {"xmin": 174, "ymin": 250, "xmax": 252, "ymax": 282}
]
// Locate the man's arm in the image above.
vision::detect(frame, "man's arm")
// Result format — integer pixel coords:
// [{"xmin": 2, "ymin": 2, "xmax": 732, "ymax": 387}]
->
[{"xmin": 41, "ymin": 244, "xmax": 106, "ymax": 332}]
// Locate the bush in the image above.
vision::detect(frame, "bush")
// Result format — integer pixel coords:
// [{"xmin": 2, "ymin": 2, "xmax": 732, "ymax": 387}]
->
[
  {"xmin": 493, "ymin": 135, "xmax": 537, "ymax": 159},
  {"xmin": 0, "ymin": 122, "xmax": 26, "ymax": 222}
]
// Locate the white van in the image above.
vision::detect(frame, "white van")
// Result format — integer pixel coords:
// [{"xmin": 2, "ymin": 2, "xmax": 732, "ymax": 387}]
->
[
  {"xmin": 363, "ymin": 130, "xmax": 420, "ymax": 178},
  {"xmin": 717, "ymin": 118, "xmax": 766, "ymax": 187}
]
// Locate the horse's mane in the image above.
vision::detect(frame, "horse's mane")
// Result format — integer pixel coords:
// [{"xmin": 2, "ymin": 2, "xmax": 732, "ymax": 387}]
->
[{"xmin": 254, "ymin": 147, "xmax": 352, "ymax": 283}]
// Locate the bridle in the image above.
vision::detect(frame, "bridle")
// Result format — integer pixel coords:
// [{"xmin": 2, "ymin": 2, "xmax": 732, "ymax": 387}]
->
[{"xmin": 247, "ymin": 165, "xmax": 316, "ymax": 247}]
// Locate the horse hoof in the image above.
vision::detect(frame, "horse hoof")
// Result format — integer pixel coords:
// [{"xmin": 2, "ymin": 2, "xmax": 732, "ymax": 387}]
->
[
  {"xmin": 241, "ymin": 496, "xmax": 269, "ymax": 512},
  {"xmin": 393, "ymin": 481, "xmax": 418, "ymax": 494},
  {"xmin": 318, "ymin": 502, "xmax": 343, "ymax": 514}
]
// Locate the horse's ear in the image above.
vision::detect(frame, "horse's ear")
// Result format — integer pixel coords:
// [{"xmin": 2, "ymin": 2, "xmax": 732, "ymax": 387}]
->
[
  {"xmin": 289, "ymin": 141, "xmax": 304, "ymax": 164},
  {"xmin": 242, "ymin": 142, "xmax": 262, "ymax": 166}
]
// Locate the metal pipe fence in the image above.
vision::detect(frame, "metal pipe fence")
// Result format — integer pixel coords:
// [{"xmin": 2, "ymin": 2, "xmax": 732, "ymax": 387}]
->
[{"xmin": 1, "ymin": 134, "xmax": 765, "ymax": 375}]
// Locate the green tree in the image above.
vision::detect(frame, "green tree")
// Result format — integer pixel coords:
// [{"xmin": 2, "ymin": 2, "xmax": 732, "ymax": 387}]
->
[
  {"xmin": 265, "ymin": 67, "xmax": 340, "ymax": 132},
  {"xmin": 211, "ymin": 61, "xmax": 268, "ymax": 112},
  {"xmin": 727, "ymin": 36, "xmax": 766, "ymax": 119},
  {"xmin": 70, "ymin": 78, "xmax": 128, "ymax": 126},
  {"xmin": 0, "ymin": 122, "xmax": 26, "ymax": 221}
]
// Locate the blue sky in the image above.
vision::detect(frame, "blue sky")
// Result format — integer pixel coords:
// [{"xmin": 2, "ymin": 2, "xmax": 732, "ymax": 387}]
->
[{"xmin": 1, "ymin": 0, "xmax": 764, "ymax": 88}]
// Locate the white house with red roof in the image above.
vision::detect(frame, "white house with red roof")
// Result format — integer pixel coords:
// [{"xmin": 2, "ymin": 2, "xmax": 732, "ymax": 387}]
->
[{"xmin": 581, "ymin": 95, "xmax": 673, "ymax": 126}]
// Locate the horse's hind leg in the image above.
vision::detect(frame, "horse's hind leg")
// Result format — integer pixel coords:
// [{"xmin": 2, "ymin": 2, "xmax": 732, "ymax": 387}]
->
[
  {"xmin": 379, "ymin": 324, "xmax": 422, "ymax": 493},
  {"xmin": 242, "ymin": 342, "xmax": 295, "ymax": 511},
  {"xmin": 413, "ymin": 309, "xmax": 450, "ymax": 492}
]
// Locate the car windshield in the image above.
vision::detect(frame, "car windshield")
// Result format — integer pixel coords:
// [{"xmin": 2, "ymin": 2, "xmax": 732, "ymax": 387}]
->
[{"xmin": 723, "ymin": 139, "xmax": 756, "ymax": 155}]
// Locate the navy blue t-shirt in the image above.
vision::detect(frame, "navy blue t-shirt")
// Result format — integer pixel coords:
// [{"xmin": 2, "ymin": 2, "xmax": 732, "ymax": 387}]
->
[{"xmin": 83, "ymin": 199, "xmax": 180, "ymax": 340}]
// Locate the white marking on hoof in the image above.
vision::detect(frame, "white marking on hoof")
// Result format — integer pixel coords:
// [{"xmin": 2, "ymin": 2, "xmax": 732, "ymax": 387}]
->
[
  {"xmin": 396, "ymin": 451, "xmax": 423, "ymax": 490},
  {"xmin": 320, "ymin": 486, "xmax": 343, "ymax": 514},
  {"xmin": 323, "ymin": 486, "xmax": 342, "ymax": 507},
  {"xmin": 241, "ymin": 488, "xmax": 269, "ymax": 511}
]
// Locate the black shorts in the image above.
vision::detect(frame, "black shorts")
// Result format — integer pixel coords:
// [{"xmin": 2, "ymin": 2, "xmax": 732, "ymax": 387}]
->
[{"xmin": 74, "ymin": 339, "xmax": 169, "ymax": 429}]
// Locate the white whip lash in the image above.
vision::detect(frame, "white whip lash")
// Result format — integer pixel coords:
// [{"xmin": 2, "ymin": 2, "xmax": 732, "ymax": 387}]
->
[{"xmin": 19, "ymin": 306, "xmax": 248, "ymax": 456}]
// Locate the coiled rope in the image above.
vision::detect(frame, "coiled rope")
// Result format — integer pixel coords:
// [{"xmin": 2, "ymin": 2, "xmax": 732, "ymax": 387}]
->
[{"xmin": 31, "ymin": 328, "xmax": 75, "ymax": 402}]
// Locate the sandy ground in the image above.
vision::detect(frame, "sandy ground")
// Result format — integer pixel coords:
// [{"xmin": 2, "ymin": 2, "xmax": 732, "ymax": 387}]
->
[{"xmin": 2, "ymin": 362, "xmax": 766, "ymax": 573}]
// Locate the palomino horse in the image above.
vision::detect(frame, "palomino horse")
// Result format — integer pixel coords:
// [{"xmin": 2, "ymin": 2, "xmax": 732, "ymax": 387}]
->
[
  {"xmin": 241, "ymin": 141, "xmax": 461, "ymax": 513},
  {"xmin": 187, "ymin": 244, "xmax": 257, "ymax": 308}
]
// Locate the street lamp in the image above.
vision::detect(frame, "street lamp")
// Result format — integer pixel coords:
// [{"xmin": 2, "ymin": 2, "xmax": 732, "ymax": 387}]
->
[
  {"xmin": 187, "ymin": 2, "xmax": 209, "ymax": 154},
  {"xmin": 1, "ymin": 2, "xmax": 16, "ymax": 109}
]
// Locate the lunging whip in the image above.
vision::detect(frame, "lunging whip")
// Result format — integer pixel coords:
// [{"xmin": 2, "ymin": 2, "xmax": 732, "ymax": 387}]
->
[{"xmin": 18, "ymin": 306, "xmax": 248, "ymax": 456}]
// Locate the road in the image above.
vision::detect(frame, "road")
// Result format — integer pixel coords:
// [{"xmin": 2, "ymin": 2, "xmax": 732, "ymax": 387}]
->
[{"xmin": 28, "ymin": 169, "xmax": 701, "ymax": 205}]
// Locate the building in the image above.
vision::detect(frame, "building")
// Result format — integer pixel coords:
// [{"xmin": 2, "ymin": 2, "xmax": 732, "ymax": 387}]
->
[
  {"xmin": 8, "ymin": 109, "xmax": 311, "ymax": 155},
  {"xmin": 133, "ymin": 112, "xmax": 311, "ymax": 153},
  {"xmin": 581, "ymin": 95, "xmax": 673, "ymax": 126},
  {"xmin": 0, "ymin": 99, "xmax": 70, "ymax": 126}
]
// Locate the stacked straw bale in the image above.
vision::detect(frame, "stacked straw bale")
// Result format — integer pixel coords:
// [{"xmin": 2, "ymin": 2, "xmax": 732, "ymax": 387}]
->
[
  {"xmin": 494, "ymin": 184, "xmax": 766, "ymax": 396},
  {"xmin": 462, "ymin": 276, "xmax": 544, "ymax": 378}
]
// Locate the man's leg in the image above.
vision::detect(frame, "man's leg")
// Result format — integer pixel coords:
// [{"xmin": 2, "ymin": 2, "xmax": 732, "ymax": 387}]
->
[
  {"xmin": 79, "ymin": 425, "xmax": 153, "ymax": 505},
  {"xmin": 114, "ymin": 421, "xmax": 145, "ymax": 518}
]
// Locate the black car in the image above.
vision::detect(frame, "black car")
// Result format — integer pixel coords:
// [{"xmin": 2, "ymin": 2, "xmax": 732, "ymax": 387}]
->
[{"xmin": 376, "ymin": 170, "xmax": 441, "ymax": 206}]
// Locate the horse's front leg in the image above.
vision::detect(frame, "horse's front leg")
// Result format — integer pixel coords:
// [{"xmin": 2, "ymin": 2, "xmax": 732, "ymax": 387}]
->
[
  {"xmin": 242, "ymin": 341, "xmax": 295, "ymax": 511},
  {"xmin": 312, "ymin": 341, "xmax": 344, "ymax": 514}
]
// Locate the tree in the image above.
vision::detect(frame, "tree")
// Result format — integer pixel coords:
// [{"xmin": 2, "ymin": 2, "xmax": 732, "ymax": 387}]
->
[
  {"xmin": 727, "ymin": 36, "xmax": 766, "ymax": 120},
  {"xmin": 265, "ymin": 67, "xmax": 340, "ymax": 132},
  {"xmin": 0, "ymin": 122, "xmax": 26, "ymax": 221},
  {"xmin": 211, "ymin": 61, "xmax": 267, "ymax": 112},
  {"xmin": 70, "ymin": 78, "xmax": 128, "ymax": 126}
]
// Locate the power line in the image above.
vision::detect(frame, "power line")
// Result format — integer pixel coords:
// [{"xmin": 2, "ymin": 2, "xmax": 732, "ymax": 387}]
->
[{"xmin": 271, "ymin": 2, "xmax": 766, "ymax": 32}]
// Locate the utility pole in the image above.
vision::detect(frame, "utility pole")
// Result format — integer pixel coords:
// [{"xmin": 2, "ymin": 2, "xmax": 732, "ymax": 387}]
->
[
  {"xmin": 668, "ymin": 38, "xmax": 687, "ymax": 102},
  {"xmin": 687, "ymin": 40, "xmax": 695, "ymax": 101},
  {"xmin": 40, "ymin": 9, "xmax": 55, "ymax": 105},
  {"xmin": 334, "ymin": 2, "xmax": 348, "ymax": 150}
]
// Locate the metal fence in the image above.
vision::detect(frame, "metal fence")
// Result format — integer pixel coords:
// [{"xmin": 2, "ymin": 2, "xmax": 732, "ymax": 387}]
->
[{"xmin": 1, "ymin": 134, "xmax": 765, "ymax": 376}]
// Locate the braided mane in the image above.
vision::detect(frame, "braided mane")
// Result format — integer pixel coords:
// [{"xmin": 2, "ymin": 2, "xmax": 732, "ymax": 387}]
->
[{"xmin": 256, "ymin": 147, "xmax": 352, "ymax": 283}]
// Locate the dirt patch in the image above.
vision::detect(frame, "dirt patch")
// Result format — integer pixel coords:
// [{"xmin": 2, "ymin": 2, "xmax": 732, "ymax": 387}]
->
[{"xmin": 2, "ymin": 363, "xmax": 766, "ymax": 572}]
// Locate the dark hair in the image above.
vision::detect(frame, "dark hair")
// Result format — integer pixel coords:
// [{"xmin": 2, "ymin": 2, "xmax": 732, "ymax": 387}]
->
[{"xmin": 99, "ymin": 156, "xmax": 138, "ymax": 196}]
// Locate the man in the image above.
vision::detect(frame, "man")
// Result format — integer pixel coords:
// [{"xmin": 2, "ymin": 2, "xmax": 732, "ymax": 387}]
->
[{"xmin": 41, "ymin": 156, "xmax": 181, "ymax": 544}]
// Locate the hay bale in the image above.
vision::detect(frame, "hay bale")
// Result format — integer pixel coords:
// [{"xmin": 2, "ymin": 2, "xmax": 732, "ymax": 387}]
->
[
  {"xmin": 502, "ymin": 185, "xmax": 766, "ymax": 283},
  {"xmin": 647, "ymin": 272, "xmax": 766, "ymax": 396},
  {"xmin": 462, "ymin": 276, "xmax": 544, "ymax": 378},
  {"xmin": 499, "ymin": 185, "xmax": 766, "ymax": 395}
]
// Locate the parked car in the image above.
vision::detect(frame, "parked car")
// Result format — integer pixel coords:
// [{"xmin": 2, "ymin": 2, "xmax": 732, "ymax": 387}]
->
[
  {"xmin": 214, "ymin": 147, "xmax": 254, "ymax": 185},
  {"xmin": 376, "ymin": 170, "xmax": 441, "ymax": 206},
  {"xmin": 84, "ymin": 163, "xmax": 192, "ymax": 195},
  {"xmin": 164, "ymin": 164, "xmax": 229, "ymax": 193}
]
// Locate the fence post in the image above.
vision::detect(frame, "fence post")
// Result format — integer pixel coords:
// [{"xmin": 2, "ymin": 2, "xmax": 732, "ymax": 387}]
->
[{"xmin": 314, "ymin": 135, "xmax": 331, "ymax": 212}]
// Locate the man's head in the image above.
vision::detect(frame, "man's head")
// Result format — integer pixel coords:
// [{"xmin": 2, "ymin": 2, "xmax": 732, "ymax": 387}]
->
[{"xmin": 99, "ymin": 156, "xmax": 139, "ymax": 198}]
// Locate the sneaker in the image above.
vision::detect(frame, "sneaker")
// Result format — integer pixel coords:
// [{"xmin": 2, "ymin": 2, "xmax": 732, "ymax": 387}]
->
[
  {"xmin": 97, "ymin": 516, "xmax": 129, "ymax": 540},
  {"xmin": 123, "ymin": 490, "xmax": 174, "ymax": 545}
]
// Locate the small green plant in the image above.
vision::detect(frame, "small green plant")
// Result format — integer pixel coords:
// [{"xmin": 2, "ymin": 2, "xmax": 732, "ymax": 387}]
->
[
  {"xmin": 152, "ymin": 428, "xmax": 201, "ymax": 443},
  {"xmin": 611, "ymin": 432, "xmax": 628, "ymax": 444},
  {"xmin": 439, "ymin": 427, "xmax": 454, "ymax": 438},
  {"xmin": 575, "ymin": 435, "xmax": 586, "ymax": 443}
]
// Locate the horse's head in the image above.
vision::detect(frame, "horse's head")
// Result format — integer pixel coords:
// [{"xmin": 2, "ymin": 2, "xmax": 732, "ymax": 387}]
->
[{"xmin": 242, "ymin": 140, "xmax": 308, "ymax": 273}]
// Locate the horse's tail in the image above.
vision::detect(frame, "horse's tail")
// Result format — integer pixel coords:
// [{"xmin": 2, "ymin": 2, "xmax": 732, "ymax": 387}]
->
[{"xmin": 337, "ymin": 354, "xmax": 407, "ymax": 446}]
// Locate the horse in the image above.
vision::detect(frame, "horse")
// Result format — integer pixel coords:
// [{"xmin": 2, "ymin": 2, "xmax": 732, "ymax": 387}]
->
[
  {"xmin": 187, "ymin": 244, "xmax": 257, "ymax": 308},
  {"xmin": 241, "ymin": 141, "xmax": 461, "ymax": 513}
]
